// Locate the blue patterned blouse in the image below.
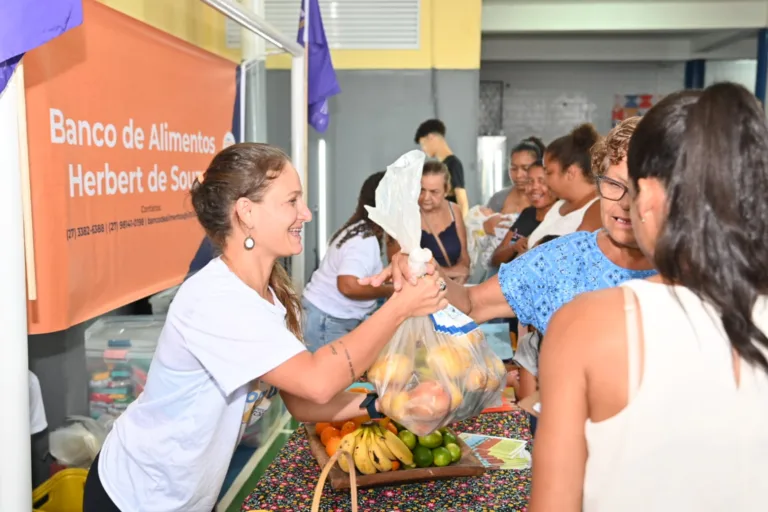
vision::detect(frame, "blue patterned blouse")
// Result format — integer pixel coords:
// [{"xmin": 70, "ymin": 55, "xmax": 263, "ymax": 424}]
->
[{"xmin": 497, "ymin": 230, "xmax": 657, "ymax": 333}]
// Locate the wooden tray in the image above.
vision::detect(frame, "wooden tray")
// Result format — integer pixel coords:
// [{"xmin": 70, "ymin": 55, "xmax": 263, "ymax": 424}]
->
[{"xmin": 305, "ymin": 425, "xmax": 486, "ymax": 490}]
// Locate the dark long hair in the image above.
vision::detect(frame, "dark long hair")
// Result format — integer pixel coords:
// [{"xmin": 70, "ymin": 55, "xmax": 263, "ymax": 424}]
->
[
  {"xmin": 545, "ymin": 123, "xmax": 600, "ymax": 182},
  {"xmin": 628, "ymin": 83, "xmax": 768, "ymax": 373},
  {"xmin": 511, "ymin": 136, "xmax": 545, "ymax": 162},
  {"xmin": 331, "ymin": 171, "xmax": 386, "ymax": 249}
]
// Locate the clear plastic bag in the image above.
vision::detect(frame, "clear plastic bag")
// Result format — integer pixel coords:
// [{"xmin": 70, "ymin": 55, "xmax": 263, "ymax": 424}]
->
[
  {"xmin": 365, "ymin": 151, "xmax": 507, "ymax": 436},
  {"xmin": 49, "ymin": 414, "xmax": 116, "ymax": 468}
]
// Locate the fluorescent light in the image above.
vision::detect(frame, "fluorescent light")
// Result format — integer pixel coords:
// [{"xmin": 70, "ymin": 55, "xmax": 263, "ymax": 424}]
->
[{"xmin": 318, "ymin": 139, "xmax": 327, "ymax": 260}]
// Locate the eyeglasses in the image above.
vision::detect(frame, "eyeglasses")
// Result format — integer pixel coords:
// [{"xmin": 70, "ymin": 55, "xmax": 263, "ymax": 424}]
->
[{"xmin": 596, "ymin": 175, "xmax": 629, "ymax": 201}]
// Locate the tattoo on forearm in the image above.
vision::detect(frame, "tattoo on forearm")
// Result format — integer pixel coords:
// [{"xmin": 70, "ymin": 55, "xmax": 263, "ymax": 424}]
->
[
  {"xmin": 338, "ymin": 340, "xmax": 355, "ymax": 382},
  {"xmin": 330, "ymin": 344, "xmax": 338, "ymax": 355}
]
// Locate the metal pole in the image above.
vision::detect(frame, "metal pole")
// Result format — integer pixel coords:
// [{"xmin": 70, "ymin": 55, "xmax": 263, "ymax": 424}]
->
[
  {"xmin": 290, "ymin": 53, "xmax": 307, "ymax": 290},
  {"xmin": 0, "ymin": 66, "xmax": 33, "ymax": 512},
  {"xmin": 756, "ymin": 28, "xmax": 768, "ymax": 104},
  {"xmin": 200, "ymin": 0, "xmax": 303, "ymax": 56}
]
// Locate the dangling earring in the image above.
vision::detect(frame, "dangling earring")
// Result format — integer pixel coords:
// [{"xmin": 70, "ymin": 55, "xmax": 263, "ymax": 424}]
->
[
  {"xmin": 244, "ymin": 235, "xmax": 255, "ymax": 250},
  {"xmin": 640, "ymin": 216, "xmax": 646, "ymax": 223}
]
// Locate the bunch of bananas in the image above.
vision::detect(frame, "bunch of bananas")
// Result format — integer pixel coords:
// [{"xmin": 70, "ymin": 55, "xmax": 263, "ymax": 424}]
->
[{"xmin": 337, "ymin": 423, "xmax": 414, "ymax": 475}]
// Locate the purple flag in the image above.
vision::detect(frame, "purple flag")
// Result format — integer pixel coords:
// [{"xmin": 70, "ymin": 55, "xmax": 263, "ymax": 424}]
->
[
  {"xmin": 0, "ymin": 0, "xmax": 84, "ymax": 94},
  {"xmin": 297, "ymin": 0, "xmax": 340, "ymax": 133}
]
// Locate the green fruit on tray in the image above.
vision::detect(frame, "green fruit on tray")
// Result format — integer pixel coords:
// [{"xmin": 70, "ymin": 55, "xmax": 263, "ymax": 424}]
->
[
  {"xmin": 445, "ymin": 443, "xmax": 462, "ymax": 463},
  {"xmin": 442, "ymin": 431, "xmax": 458, "ymax": 447},
  {"xmin": 413, "ymin": 445, "xmax": 433, "ymax": 468},
  {"xmin": 398, "ymin": 430, "xmax": 417, "ymax": 451},
  {"xmin": 418, "ymin": 431, "xmax": 443, "ymax": 449},
  {"xmin": 432, "ymin": 447, "xmax": 451, "ymax": 467}
]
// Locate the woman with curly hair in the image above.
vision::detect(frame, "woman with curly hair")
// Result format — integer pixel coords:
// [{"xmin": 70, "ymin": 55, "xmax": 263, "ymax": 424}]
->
[{"xmin": 302, "ymin": 171, "xmax": 394, "ymax": 351}]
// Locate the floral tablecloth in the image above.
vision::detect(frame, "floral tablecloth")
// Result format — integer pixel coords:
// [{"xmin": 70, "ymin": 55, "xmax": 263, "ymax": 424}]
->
[{"xmin": 242, "ymin": 410, "xmax": 533, "ymax": 512}]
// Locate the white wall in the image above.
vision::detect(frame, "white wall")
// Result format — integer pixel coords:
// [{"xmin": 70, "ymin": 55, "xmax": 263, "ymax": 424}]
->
[
  {"xmin": 480, "ymin": 61, "xmax": 685, "ymax": 145},
  {"xmin": 705, "ymin": 59, "xmax": 757, "ymax": 92}
]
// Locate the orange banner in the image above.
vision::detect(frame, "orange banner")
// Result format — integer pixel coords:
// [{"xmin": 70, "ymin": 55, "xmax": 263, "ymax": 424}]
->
[{"xmin": 23, "ymin": 1, "xmax": 237, "ymax": 334}]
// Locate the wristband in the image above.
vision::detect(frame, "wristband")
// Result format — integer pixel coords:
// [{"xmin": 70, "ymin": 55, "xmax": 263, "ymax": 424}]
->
[{"xmin": 360, "ymin": 392, "xmax": 385, "ymax": 420}]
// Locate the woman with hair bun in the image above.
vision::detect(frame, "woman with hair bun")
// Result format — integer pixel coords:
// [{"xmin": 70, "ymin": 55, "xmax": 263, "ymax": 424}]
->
[
  {"xmin": 83, "ymin": 143, "xmax": 448, "ymax": 511},
  {"xmin": 530, "ymin": 83, "xmax": 768, "ymax": 511},
  {"xmin": 526, "ymin": 123, "xmax": 602, "ymax": 248}
]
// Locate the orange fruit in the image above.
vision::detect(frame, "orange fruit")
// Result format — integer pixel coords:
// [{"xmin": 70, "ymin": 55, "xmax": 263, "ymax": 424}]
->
[
  {"xmin": 331, "ymin": 421, "xmax": 346, "ymax": 430},
  {"xmin": 391, "ymin": 460, "xmax": 401, "ymax": 471},
  {"xmin": 315, "ymin": 422, "xmax": 332, "ymax": 437},
  {"xmin": 325, "ymin": 436, "xmax": 342, "ymax": 457},
  {"xmin": 384, "ymin": 422, "xmax": 398, "ymax": 435},
  {"xmin": 340, "ymin": 421, "xmax": 357, "ymax": 437},
  {"xmin": 352, "ymin": 415, "xmax": 370, "ymax": 427},
  {"xmin": 320, "ymin": 426, "xmax": 341, "ymax": 446}
]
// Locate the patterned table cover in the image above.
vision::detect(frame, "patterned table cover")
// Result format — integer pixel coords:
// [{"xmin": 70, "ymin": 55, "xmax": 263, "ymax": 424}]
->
[{"xmin": 242, "ymin": 410, "xmax": 533, "ymax": 512}]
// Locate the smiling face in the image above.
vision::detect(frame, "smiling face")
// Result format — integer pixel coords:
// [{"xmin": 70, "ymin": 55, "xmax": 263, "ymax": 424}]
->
[
  {"xmin": 597, "ymin": 159, "xmax": 637, "ymax": 247},
  {"xmin": 525, "ymin": 165, "xmax": 557, "ymax": 209},
  {"xmin": 509, "ymin": 150, "xmax": 537, "ymax": 188},
  {"xmin": 244, "ymin": 163, "xmax": 312, "ymax": 257}
]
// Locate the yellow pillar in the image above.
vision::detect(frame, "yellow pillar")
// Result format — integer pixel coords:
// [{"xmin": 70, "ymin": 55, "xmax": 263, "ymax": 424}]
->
[{"xmin": 98, "ymin": 0, "xmax": 242, "ymax": 63}]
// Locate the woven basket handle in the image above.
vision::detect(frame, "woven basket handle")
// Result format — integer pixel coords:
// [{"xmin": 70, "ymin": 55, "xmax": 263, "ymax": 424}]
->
[{"xmin": 311, "ymin": 450, "xmax": 358, "ymax": 512}]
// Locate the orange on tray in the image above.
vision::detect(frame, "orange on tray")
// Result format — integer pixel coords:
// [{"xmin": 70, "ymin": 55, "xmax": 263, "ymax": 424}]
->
[
  {"xmin": 325, "ymin": 436, "xmax": 342, "ymax": 457},
  {"xmin": 320, "ymin": 426, "xmax": 341, "ymax": 446},
  {"xmin": 315, "ymin": 422, "xmax": 332, "ymax": 437},
  {"xmin": 352, "ymin": 415, "xmax": 370, "ymax": 427},
  {"xmin": 340, "ymin": 421, "xmax": 357, "ymax": 437}
]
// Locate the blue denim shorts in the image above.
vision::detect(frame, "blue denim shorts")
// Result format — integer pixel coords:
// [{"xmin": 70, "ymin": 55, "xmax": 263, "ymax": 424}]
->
[{"xmin": 301, "ymin": 297, "xmax": 363, "ymax": 352}]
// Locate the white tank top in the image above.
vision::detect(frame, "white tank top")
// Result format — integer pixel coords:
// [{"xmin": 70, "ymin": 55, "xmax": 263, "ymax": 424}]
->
[
  {"xmin": 527, "ymin": 197, "xmax": 598, "ymax": 247},
  {"xmin": 583, "ymin": 280, "xmax": 768, "ymax": 512}
]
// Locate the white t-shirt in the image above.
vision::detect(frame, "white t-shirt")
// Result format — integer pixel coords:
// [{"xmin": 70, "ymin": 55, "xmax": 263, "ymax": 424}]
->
[
  {"xmin": 98, "ymin": 258, "xmax": 306, "ymax": 512},
  {"xmin": 29, "ymin": 371, "xmax": 47, "ymax": 435},
  {"xmin": 527, "ymin": 198, "xmax": 598, "ymax": 247},
  {"xmin": 302, "ymin": 223, "xmax": 383, "ymax": 320}
]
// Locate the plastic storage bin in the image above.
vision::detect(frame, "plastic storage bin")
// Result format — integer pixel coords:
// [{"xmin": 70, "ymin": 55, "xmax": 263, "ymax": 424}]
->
[
  {"xmin": 85, "ymin": 315, "xmax": 165, "ymax": 419},
  {"xmin": 32, "ymin": 468, "xmax": 88, "ymax": 512},
  {"xmin": 148, "ymin": 285, "xmax": 180, "ymax": 315},
  {"xmin": 239, "ymin": 392, "xmax": 288, "ymax": 448}
]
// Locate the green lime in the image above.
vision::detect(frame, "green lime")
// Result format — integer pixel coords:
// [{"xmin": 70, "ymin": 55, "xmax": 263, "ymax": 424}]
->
[
  {"xmin": 418, "ymin": 431, "xmax": 443, "ymax": 449},
  {"xmin": 442, "ymin": 431, "xmax": 458, "ymax": 446},
  {"xmin": 432, "ymin": 447, "xmax": 452, "ymax": 467},
  {"xmin": 404, "ymin": 463, "xmax": 417, "ymax": 470},
  {"xmin": 413, "ymin": 445, "xmax": 434, "ymax": 468},
  {"xmin": 398, "ymin": 430, "xmax": 417, "ymax": 450},
  {"xmin": 445, "ymin": 443, "xmax": 462, "ymax": 463},
  {"xmin": 438, "ymin": 427, "xmax": 450, "ymax": 436}
]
